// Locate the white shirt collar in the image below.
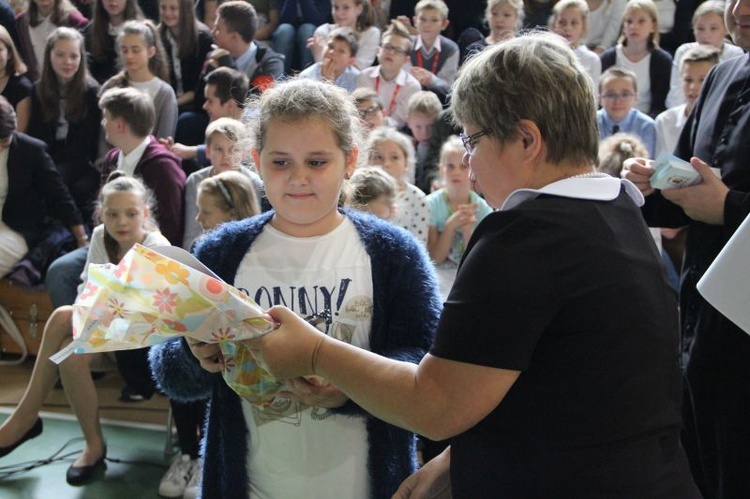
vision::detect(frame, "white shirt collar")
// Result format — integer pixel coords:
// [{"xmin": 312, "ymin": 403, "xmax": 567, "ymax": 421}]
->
[
  {"xmin": 377, "ymin": 67, "xmax": 408, "ymax": 85},
  {"xmin": 499, "ymin": 176, "xmax": 644, "ymax": 211},
  {"xmin": 117, "ymin": 136, "xmax": 151, "ymax": 176},
  {"xmin": 415, "ymin": 35, "xmax": 441, "ymax": 54}
]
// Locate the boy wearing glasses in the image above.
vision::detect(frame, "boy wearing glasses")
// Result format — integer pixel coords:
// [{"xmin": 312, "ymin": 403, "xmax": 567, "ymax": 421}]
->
[
  {"xmin": 597, "ymin": 67, "xmax": 656, "ymax": 158},
  {"xmin": 356, "ymin": 20, "xmax": 421, "ymax": 127},
  {"xmin": 352, "ymin": 88, "xmax": 389, "ymax": 135}
]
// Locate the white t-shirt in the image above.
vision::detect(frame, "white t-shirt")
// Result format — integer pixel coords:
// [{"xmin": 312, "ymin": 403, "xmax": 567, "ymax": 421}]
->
[
  {"xmin": 234, "ymin": 218, "xmax": 372, "ymax": 499},
  {"xmin": 574, "ymin": 45, "xmax": 602, "ymax": 99},
  {"xmin": 666, "ymin": 42, "xmax": 745, "ymax": 108},
  {"xmin": 29, "ymin": 15, "xmax": 55, "ymax": 73},
  {"xmin": 616, "ymin": 45, "xmax": 652, "ymax": 114},
  {"xmin": 655, "ymin": 0, "xmax": 676, "ymax": 34},
  {"xmin": 655, "ymin": 104, "xmax": 687, "ymax": 157}
]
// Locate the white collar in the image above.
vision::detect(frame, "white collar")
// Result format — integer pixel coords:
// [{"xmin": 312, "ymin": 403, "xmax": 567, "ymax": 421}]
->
[
  {"xmin": 499, "ymin": 175, "xmax": 644, "ymax": 211},
  {"xmin": 415, "ymin": 35, "xmax": 441, "ymax": 54},
  {"xmin": 117, "ymin": 136, "xmax": 151, "ymax": 177}
]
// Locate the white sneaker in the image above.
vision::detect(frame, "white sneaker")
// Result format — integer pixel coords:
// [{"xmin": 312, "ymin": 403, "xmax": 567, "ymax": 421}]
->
[
  {"xmin": 182, "ymin": 459, "xmax": 202, "ymax": 499},
  {"xmin": 159, "ymin": 454, "xmax": 195, "ymax": 498}
]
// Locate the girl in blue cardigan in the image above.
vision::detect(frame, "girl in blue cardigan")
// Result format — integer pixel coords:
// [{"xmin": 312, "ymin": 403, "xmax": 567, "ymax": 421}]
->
[{"xmin": 150, "ymin": 78, "xmax": 442, "ymax": 499}]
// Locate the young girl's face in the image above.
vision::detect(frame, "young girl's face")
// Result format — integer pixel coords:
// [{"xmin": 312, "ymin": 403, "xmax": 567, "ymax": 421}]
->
[
  {"xmin": 623, "ymin": 8, "xmax": 656, "ymax": 45},
  {"xmin": 0, "ymin": 42, "xmax": 10, "ymax": 73},
  {"xmin": 196, "ymin": 191, "xmax": 234, "ymax": 231},
  {"xmin": 369, "ymin": 139, "xmax": 408, "ymax": 185},
  {"xmin": 694, "ymin": 12, "xmax": 727, "ymax": 48},
  {"xmin": 50, "ymin": 38, "xmax": 82, "ymax": 84},
  {"xmin": 34, "ymin": 0, "xmax": 55, "ymax": 16},
  {"xmin": 206, "ymin": 133, "xmax": 238, "ymax": 174},
  {"xmin": 119, "ymin": 34, "xmax": 154, "ymax": 75},
  {"xmin": 159, "ymin": 0, "xmax": 180, "ymax": 29},
  {"xmin": 488, "ymin": 3, "xmax": 518, "ymax": 38},
  {"xmin": 365, "ymin": 194, "xmax": 395, "ymax": 219},
  {"xmin": 102, "ymin": 191, "xmax": 149, "ymax": 250},
  {"xmin": 332, "ymin": 0, "xmax": 362, "ymax": 28},
  {"xmin": 440, "ymin": 150, "xmax": 471, "ymax": 191},
  {"xmin": 554, "ymin": 7, "xmax": 586, "ymax": 47},
  {"xmin": 252, "ymin": 117, "xmax": 357, "ymax": 238},
  {"xmin": 103, "ymin": 0, "xmax": 127, "ymax": 19}
]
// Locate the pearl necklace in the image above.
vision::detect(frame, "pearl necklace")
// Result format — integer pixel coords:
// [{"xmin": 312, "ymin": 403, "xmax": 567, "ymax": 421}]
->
[{"xmin": 567, "ymin": 172, "xmax": 609, "ymax": 180}]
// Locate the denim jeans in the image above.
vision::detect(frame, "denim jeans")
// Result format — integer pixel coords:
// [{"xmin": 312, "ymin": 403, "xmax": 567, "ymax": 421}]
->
[
  {"xmin": 273, "ymin": 23, "xmax": 317, "ymax": 74},
  {"xmin": 45, "ymin": 246, "xmax": 88, "ymax": 308}
]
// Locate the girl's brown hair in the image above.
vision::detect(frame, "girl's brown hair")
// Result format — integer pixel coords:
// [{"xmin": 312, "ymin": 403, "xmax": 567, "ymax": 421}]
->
[
  {"xmin": 0, "ymin": 25, "xmax": 28, "ymax": 76},
  {"xmin": 102, "ymin": 20, "xmax": 170, "ymax": 91},
  {"xmin": 36, "ymin": 27, "xmax": 92, "ymax": 124},
  {"xmin": 90, "ymin": 0, "xmax": 144, "ymax": 61},
  {"xmin": 157, "ymin": 0, "xmax": 202, "ymax": 58}
]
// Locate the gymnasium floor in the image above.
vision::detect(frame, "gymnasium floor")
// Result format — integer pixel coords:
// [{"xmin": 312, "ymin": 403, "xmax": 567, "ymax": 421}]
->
[{"xmin": 0, "ymin": 359, "xmax": 175, "ymax": 498}]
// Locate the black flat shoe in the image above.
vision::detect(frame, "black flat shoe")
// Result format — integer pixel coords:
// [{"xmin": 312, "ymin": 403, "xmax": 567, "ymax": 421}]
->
[
  {"xmin": 0, "ymin": 418, "xmax": 43, "ymax": 458},
  {"xmin": 66, "ymin": 449, "xmax": 107, "ymax": 485}
]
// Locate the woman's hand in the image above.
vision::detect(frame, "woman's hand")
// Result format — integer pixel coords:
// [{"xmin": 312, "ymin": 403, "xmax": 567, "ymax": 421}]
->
[
  {"xmin": 248, "ymin": 305, "xmax": 328, "ymax": 379},
  {"xmin": 621, "ymin": 157, "xmax": 656, "ymax": 197},
  {"xmin": 186, "ymin": 338, "xmax": 224, "ymax": 373},
  {"xmin": 393, "ymin": 446, "xmax": 452, "ymax": 499},
  {"xmin": 279, "ymin": 376, "xmax": 349, "ymax": 408},
  {"xmin": 660, "ymin": 157, "xmax": 729, "ymax": 225}
]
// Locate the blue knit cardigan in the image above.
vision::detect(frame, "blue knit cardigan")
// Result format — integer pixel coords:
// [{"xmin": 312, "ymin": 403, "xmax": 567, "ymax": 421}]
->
[{"xmin": 150, "ymin": 209, "xmax": 442, "ymax": 499}]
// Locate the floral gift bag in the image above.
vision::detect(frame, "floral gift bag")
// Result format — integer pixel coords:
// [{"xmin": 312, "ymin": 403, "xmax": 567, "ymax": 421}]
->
[{"xmin": 51, "ymin": 244, "xmax": 283, "ymax": 405}]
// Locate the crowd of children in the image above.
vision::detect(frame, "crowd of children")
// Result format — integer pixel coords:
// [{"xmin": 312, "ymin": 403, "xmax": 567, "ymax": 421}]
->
[{"xmin": 0, "ymin": 0, "xmax": 746, "ymax": 497}]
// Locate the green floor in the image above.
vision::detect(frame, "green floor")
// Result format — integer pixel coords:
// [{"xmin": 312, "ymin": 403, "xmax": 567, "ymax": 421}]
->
[{"xmin": 0, "ymin": 413, "xmax": 173, "ymax": 498}]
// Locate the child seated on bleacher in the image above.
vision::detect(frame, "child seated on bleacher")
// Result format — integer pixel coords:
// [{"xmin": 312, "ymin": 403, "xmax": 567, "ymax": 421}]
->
[
  {"xmin": 425, "ymin": 135, "xmax": 492, "ymax": 299},
  {"xmin": 367, "ymin": 126, "xmax": 430, "ymax": 245},
  {"xmin": 597, "ymin": 67, "xmax": 656, "ymax": 158},
  {"xmin": 0, "ymin": 174, "xmax": 169, "ymax": 486},
  {"xmin": 407, "ymin": 0, "xmax": 458, "ymax": 105},
  {"xmin": 356, "ymin": 20, "xmax": 422, "ymax": 128},
  {"xmin": 404, "ymin": 90, "xmax": 442, "ymax": 193},
  {"xmin": 666, "ymin": 0, "xmax": 744, "ymax": 108},
  {"xmin": 298, "ymin": 27, "xmax": 361, "ymax": 92},
  {"xmin": 182, "ymin": 118, "xmax": 264, "ymax": 250},
  {"xmin": 656, "ymin": 45, "xmax": 719, "ymax": 157}
]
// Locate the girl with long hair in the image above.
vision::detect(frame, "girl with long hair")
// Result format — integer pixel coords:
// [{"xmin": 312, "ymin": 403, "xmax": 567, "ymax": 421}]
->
[{"xmin": 28, "ymin": 27, "xmax": 101, "ymax": 226}]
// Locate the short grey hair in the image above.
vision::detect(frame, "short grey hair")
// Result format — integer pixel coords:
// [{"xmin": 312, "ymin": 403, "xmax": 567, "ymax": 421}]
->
[
  {"xmin": 245, "ymin": 78, "xmax": 362, "ymax": 159},
  {"xmin": 451, "ymin": 31, "xmax": 599, "ymax": 166}
]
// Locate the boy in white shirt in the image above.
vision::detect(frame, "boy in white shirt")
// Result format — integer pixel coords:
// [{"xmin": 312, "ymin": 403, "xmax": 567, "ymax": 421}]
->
[
  {"xmin": 356, "ymin": 20, "xmax": 421, "ymax": 128},
  {"xmin": 656, "ymin": 45, "xmax": 720, "ymax": 157},
  {"xmin": 665, "ymin": 0, "xmax": 743, "ymax": 107}
]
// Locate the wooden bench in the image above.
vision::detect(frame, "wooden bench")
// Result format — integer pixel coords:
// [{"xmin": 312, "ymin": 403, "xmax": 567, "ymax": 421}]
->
[{"xmin": 0, "ymin": 278, "xmax": 53, "ymax": 357}]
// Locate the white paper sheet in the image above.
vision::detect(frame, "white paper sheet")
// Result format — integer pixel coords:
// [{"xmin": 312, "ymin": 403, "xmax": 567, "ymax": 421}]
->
[{"xmin": 697, "ymin": 213, "xmax": 750, "ymax": 334}]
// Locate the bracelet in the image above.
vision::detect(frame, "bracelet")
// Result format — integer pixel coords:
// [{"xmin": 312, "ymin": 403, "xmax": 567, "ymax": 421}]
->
[{"xmin": 77, "ymin": 235, "xmax": 89, "ymax": 242}]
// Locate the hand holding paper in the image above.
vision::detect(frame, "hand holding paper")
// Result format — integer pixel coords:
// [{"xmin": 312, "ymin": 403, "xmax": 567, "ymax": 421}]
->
[{"xmin": 56, "ymin": 244, "xmax": 283, "ymax": 405}]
